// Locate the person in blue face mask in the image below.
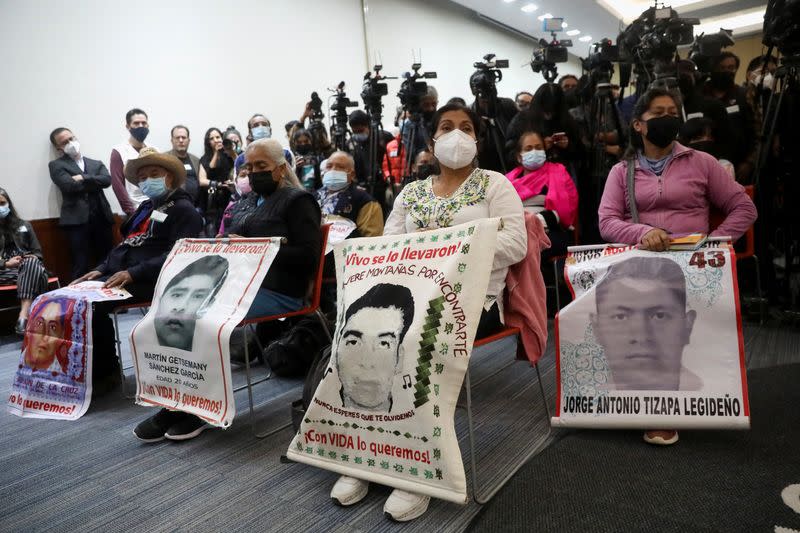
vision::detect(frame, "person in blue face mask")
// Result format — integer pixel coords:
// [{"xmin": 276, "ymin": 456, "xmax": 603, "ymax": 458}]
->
[
  {"xmin": 72, "ymin": 147, "xmax": 203, "ymax": 396},
  {"xmin": 315, "ymin": 151, "xmax": 383, "ymax": 239},
  {"xmin": 0, "ymin": 187, "xmax": 50, "ymax": 335},
  {"xmin": 505, "ymin": 129, "xmax": 578, "ymax": 260}
]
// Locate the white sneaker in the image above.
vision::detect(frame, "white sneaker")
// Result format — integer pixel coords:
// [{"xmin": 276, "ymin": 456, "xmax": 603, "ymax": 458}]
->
[
  {"xmin": 383, "ymin": 489, "xmax": 431, "ymax": 522},
  {"xmin": 330, "ymin": 475, "xmax": 369, "ymax": 506}
]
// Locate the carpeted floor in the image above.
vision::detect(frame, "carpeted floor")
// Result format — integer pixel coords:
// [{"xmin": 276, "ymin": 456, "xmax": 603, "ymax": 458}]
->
[
  {"xmin": 0, "ymin": 314, "xmax": 556, "ymax": 533},
  {"xmin": 469, "ymin": 355, "xmax": 800, "ymax": 532}
]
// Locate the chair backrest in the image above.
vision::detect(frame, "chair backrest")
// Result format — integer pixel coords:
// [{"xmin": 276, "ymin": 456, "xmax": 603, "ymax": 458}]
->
[{"xmin": 307, "ymin": 223, "xmax": 331, "ymax": 309}]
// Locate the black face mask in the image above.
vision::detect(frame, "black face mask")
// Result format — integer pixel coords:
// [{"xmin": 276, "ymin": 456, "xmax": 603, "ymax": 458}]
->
[
  {"xmin": 415, "ymin": 163, "xmax": 436, "ymax": 180},
  {"xmin": 689, "ymin": 140, "xmax": 716, "ymax": 156},
  {"xmin": 130, "ymin": 126, "xmax": 149, "ymax": 143},
  {"xmin": 644, "ymin": 115, "xmax": 681, "ymax": 148},
  {"xmin": 710, "ymin": 71, "xmax": 735, "ymax": 90},
  {"xmin": 249, "ymin": 171, "xmax": 278, "ymax": 196},
  {"xmin": 563, "ymin": 89, "xmax": 579, "ymax": 109},
  {"xmin": 295, "ymin": 144, "xmax": 312, "ymax": 155}
]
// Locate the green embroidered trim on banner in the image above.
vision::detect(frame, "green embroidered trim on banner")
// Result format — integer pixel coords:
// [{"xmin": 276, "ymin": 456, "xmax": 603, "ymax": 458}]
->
[{"xmin": 414, "ymin": 296, "xmax": 444, "ymax": 408}]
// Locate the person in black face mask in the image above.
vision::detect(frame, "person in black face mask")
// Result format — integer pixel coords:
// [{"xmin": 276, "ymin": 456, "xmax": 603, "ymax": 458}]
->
[
  {"xmin": 293, "ymin": 128, "xmax": 323, "ymax": 191},
  {"xmin": 702, "ymin": 52, "xmax": 757, "ymax": 182},
  {"xmin": 598, "ymin": 87, "xmax": 757, "ymax": 447},
  {"xmin": 227, "ymin": 138, "xmax": 321, "ymax": 316},
  {"xmin": 411, "ymin": 150, "xmax": 438, "ymax": 181}
]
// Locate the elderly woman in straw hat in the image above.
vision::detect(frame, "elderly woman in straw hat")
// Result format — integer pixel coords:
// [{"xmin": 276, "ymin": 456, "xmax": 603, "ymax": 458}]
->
[
  {"xmin": 134, "ymin": 138, "xmax": 322, "ymax": 442},
  {"xmin": 72, "ymin": 147, "xmax": 204, "ymax": 394}
]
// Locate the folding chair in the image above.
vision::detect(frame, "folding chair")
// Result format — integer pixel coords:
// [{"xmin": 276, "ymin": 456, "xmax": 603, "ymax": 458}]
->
[
  {"xmin": 239, "ymin": 223, "xmax": 332, "ymax": 438},
  {"xmin": 462, "ymin": 326, "xmax": 552, "ymax": 504},
  {"xmin": 0, "ymin": 276, "xmax": 61, "ymax": 313}
]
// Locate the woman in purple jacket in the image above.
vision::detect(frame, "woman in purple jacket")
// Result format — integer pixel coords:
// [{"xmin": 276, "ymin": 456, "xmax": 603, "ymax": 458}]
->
[
  {"xmin": 597, "ymin": 88, "xmax": 757, "ymax": 446},
  {"xmin": 599, "ymin": 88, "xmax": 756, "ymax": 251}
]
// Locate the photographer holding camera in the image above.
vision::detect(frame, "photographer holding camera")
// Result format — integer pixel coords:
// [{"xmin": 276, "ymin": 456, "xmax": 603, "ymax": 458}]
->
[
  {"xmin": 469, "ymin": 55, "xmax": 518, "ymax": 173},
  {"xmin": 199, "ymin": 127, "xmax": 236, "ymax": 235}
]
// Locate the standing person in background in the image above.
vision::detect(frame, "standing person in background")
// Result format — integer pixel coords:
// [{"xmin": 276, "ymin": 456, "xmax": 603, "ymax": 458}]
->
[
  {"xmin": 515, "ymin": 91, "xmax": 533, "ymax": 112},
  {"xmin": 110, "ymin": 108, "xmax": 154, "ymax": 216},
  {"xmin": 294, "ymin": 128, "xmax": 323, "ymax": 191},
  {"xmin": 235, "ymin": 113, "xmax": 295, "ymax": 183},
  {"xmin": 199, "ymin": 127, "xmax": 236, "ymax": 235},
  {"xmin": 223, "ymin": 126, "xmax": 243, "ymax": 155},
  {"xmin": 166, "ymin": 125, "xmax": 201, "ymax": 208},
  {"xmin": 703, "ymin": 52, "xmax": 757, "ymax": 182},
  {"xmin": 0, "ymin": 188, "xmax": 50, "ymax": 334},
  {"xmin": 48, "ymin": 127, "xmax": 114, "ymax": 280}
]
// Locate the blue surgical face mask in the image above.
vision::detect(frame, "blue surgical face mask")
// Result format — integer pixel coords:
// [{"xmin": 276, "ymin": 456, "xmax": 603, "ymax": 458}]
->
[
  {"xmin": 0, "ymin": 205, "xmax": 9, "ymax": 218},
  {"xmin": 322, "ymin": 170, "xmax": 349, "ymax": 191},
  {"xmin": 251, "ymin": 125, "xmax": 271, "ymax": 140},
  {"xmin": 139, "ymin": 176, "xmax": 168, "ymax": 199},
  {"xmin": 521, "ymin": 149, "xmax": 547, "ymax": 171}
]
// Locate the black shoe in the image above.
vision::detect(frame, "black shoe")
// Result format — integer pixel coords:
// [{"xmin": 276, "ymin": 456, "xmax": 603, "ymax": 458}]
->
[
  {"xmin": 165, "ymin": 413, "xmax": 211, "ymax": 441},
  {"xmin": 133, "ymin": 408, "xmax": 188, "ymax": 443},
  {"xmin": 15, "ymin": 317, "xmax": 27, "ymax": 335}
]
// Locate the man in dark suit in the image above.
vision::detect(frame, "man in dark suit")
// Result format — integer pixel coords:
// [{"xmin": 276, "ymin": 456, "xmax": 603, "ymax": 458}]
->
[{"xmin": 49, "ymin": 127, "xmax": 115, "ymax": 280}]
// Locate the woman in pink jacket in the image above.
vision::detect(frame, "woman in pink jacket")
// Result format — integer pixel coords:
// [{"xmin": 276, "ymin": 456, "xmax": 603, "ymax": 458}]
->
[
  {"xmin": 506, "ymin": 128, "xmax": 578, "ymax": 258},
  {"xmin": 599, "ymin": 87, "xmax": 756, "ymax": 251},
  {"xmin": 598, "ymin": 88, "xmax": 757, "ymax": 446}
]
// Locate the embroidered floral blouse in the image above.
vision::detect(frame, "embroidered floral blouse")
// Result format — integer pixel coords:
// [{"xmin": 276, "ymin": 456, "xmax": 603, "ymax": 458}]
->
[{"xmin": 384, "ymin": 168, "xmax": 527, "ymax": 304}]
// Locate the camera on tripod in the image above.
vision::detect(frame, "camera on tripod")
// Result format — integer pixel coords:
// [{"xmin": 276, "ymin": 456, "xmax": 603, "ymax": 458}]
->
[
  {"xmin": 308, "ymin": 91, "xmax": 325, "ymax": 121},
  {"xmin": 688, "ymin": 30, "xmax": 735, "ymax": 76},
  {"xmin": 331, "ymin": 82, "xmax": 359, "ymax": 113},
  {"xmin": 362, "ymin": 64, "xmax": 396, "ymax": 117},
  {"xmin": 530, "ymin": 18, "xmax": 572, "ymax": 83},
  {"xmin": 397, "ymin": 63, "xmax": 437, "ymax": 114},
  {"xmin": 763, "ymin": 0, "xmax": 800, "ymax": 56},
  {"xmin": 618, "ymin": 6, "xmax": 698, "ymax": 65},
  {"xmin": 470, "ymin": 54, "xmax": 508, "ymax": 98}
]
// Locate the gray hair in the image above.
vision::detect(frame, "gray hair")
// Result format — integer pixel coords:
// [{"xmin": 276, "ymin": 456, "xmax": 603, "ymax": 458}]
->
[
  {"xmin": 329, "ymin": 150, "xmax": 355, "ymax": 170},
  {"xmin": 425, "ymin": 85, "xmax": 438, "ymax": 101},
  {"xmin": 246, "ymin": 138, "xmax": 302, "ymax": 190}
]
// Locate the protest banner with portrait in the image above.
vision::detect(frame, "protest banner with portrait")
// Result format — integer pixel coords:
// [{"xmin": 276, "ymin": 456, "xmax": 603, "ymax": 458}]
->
[
  {"xmin": 131, "ymin": 238, "xmax": 280, "ymax": 428},
  {"xmin": 7, "ymin": 281, "xmax": 131, "ymax": 420},
  {"xmin": 552, "ymin": 242, "xmax": 750, "ymax": 430},
  {"xmin": 287, "ymin": 219, "xmax": 498, "ymax": 504}
]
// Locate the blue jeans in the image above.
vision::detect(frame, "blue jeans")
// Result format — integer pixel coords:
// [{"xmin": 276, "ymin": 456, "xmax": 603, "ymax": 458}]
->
[{"xmin": 244, "ymin": 288, "xmax": 304, "ymax": 319}]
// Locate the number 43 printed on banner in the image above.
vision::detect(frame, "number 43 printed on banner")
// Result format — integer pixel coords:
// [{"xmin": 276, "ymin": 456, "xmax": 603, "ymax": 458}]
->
[{"xmin": 689, "ymin": 251, "xmax": 726, "ymax": 269}]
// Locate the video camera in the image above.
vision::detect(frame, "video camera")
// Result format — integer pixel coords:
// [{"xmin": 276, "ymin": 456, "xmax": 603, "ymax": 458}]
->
[
  {"xmin": 688, "ymin": 29, "xmax": 735, "ymax": 75},
  {"xmin": 470, "ymin": 53, "xmax": 509, "ymax": 98},
  {"xmin": 362, "ymin": 64, "xmax": 396, "ymax": 118},
  {"xmin": 763, "ymin": 0, "xmax": 800, "ymax": 56},
  {"xmin": 397, "ymin": 62, "xmax": 437, "ymax": 114},
  {"xmin": 618, "ymin": 6, "xmax": 698, "ymax": 65},
  {"xmin": 530, "ymin": 17, "xmax": 572, "ymax": 83},
  {"xmin": 309, "ymin": 91, "xmax": 325, "ymax": 121},
  {"xmin": 330, "ymin": 82, "xmax": 359, "ymax": 113}
]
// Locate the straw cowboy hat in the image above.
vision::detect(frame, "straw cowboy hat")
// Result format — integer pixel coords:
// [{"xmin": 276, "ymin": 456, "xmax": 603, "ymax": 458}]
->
[{"xmin": 124, "ymin": 147, "xmax": 186, "ymax": 184}]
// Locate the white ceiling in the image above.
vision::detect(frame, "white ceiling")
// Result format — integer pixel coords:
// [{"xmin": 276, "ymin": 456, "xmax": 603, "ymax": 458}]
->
[{"xmin": 449, "ymin": 0, "xmax": 767, "ymax": 58}]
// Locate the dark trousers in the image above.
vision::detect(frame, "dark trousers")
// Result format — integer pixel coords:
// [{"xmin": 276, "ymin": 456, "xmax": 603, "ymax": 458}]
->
[
  {"xmin": 62, "ymin": 220, "xmax": 114, "ymax": 282},
  {"xmin": 91, "ymin": 281, "xmax": 154, "ymax": 380}
]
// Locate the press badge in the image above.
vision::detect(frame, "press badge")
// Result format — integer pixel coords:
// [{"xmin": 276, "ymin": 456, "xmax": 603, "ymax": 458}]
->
[
  {"xmin": 150, "ymin": 211, "xmax": 168, "ymax": 222},
  {"xmin": 726, "ymin": 104, "xmax": 740, "ymax": 114},
  {"xmin": 686, "ymin": 112, "xmax": 704, "ymax": 120},
  {"xmin": 184, "ymin": 164, "xmax": 192, "ymax": 171}
]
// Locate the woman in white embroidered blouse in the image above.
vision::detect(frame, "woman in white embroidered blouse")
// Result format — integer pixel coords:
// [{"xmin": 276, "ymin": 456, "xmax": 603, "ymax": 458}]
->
[
  {"xmin": 331, "ymin": 103, "xmax": 527, "ymax": 522},
  {"xmin": 384, "ymin": 103, "xmax": 527, "ymax": 332}
]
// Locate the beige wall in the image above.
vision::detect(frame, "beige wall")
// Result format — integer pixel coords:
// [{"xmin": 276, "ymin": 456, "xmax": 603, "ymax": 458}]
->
[{"xmin": 729, "ymin": 33, "xmax": 769, "ymax": 84}]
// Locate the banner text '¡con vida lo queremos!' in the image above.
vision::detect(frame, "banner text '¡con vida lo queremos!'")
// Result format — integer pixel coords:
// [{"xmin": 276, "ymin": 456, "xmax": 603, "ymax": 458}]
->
[{"xmin": 343, "ymin": 242, "xmax": 472, "ymax": 357}]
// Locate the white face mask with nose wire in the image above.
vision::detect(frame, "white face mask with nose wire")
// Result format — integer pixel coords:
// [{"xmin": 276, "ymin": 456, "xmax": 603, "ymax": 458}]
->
[{"xmin": 433, "ymin": 129, "xmax": 477, "ymax": 170}]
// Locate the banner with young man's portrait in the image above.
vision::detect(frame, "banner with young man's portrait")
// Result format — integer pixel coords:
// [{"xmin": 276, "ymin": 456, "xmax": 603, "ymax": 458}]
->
[
  {"xmin": 287, "ymin": 219, "xmax": 499, "ymax": 504},
  {"xmin": 131, "ymin": 238, "xmax": 280, "ymax": 428},
  {"xmin": 552, "ymin": 242, "xmax": 750, "ymax": 430},
  {"xmin": 7, "ymin": 282, "xmax": 131, "ymax": 420}
]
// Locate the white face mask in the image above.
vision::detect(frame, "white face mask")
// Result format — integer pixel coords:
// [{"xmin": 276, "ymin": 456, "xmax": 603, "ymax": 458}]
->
[
  {"xmin": 433, "ymin": 129, "xmax": 477, "ymax": 170},
  {"xmin": 762, "ymin": 72, "xmax": 775, "ymax": 90},
  {"xmin": 64, "ymin": 140, "xmax": 80, "ymax": 158}
]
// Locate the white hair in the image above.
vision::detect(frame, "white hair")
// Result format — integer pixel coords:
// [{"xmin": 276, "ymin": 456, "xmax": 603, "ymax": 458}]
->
[
  {"xmin": 425, "ymin": 85, "xmax": 438, "ymax": 101},
  {"xmin": 246, "ymin": 138, "xmax": 302, "ymax": 190}
]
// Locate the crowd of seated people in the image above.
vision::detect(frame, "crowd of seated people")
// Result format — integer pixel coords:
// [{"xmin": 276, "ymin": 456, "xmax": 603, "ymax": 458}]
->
[{"xmin": 9, "ymin": 50, "xmax": 773, "ymax": 522}]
